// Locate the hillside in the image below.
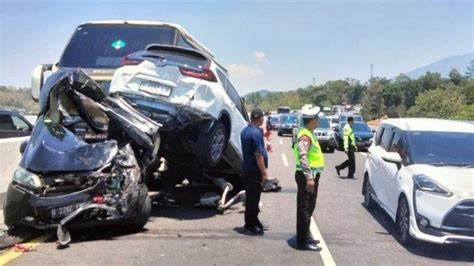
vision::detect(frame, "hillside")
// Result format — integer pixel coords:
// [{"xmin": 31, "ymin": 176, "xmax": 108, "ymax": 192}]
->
[{"xmin": 406, "ymin": 51, "xmax": 473, "ymax": 78}]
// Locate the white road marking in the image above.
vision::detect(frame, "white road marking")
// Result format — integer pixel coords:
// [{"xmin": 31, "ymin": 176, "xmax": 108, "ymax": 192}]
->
[
  {"xmin": 310, "ymin": 217, "xmax": 336, "ymax": 266},
  {"xmin": 281, "ymin": 153, "xmax": 289, "ymax": 167},
  {"xmin": 279, "ymin": 139, "xmax": 283, "ymax": 145}
]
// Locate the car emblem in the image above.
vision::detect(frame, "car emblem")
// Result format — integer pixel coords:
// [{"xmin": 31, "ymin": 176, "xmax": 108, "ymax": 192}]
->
[{"xmin": 156, "ymin": 56, "xmax": 165, "ymax": 67}]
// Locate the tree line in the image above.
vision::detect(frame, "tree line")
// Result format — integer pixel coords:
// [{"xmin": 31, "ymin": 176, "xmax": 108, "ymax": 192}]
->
[{"xmin": 245, "ymin": 63, "xmax": 474, "ymax": 121}]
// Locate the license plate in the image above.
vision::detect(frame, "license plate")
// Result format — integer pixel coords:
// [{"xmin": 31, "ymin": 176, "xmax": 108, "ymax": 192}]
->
[
  {"xmin": 139, "ymin": 81, "xmax": 172, "ymax": 97},
  {"xmin": 49, "ymin": 202, "xmax": 87, "ymax": 219}
]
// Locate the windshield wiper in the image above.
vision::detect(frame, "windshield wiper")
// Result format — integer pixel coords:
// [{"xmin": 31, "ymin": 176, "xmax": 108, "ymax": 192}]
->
[{"xmin": 431, "ymin": 163, "xmax": 473, "ymax": 168}]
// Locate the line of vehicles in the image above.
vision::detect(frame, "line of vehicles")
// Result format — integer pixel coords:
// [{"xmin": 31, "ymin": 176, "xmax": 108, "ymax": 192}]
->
[{"xmin": 267, "ymin": 109, "xmax": 374, "ymax": 153}]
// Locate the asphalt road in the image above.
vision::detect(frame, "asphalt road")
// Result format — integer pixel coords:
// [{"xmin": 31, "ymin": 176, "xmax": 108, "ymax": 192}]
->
[{"xmin": 1, "ymin": 134, "xmax": 473, "ymax": 265}]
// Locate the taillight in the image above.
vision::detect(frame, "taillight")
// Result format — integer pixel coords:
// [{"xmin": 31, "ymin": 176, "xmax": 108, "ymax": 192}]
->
[
  {"xmin": 121, "ymin": 56, "xmax": 143, "ymax": 66},
  {"xmin": 179, "ymin": 62, "xmax": 216, "ymax": 82}
]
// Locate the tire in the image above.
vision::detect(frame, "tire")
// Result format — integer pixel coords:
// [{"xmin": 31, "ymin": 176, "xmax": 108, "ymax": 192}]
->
[
  {"xmin": 198, "ymin": 122, "xmax": 227, "ymax": 167},
  {"xmin": 362, "ymin": 177, "xmax": 376, "ymax": 209},
  {"xmin": 278, "ymin": 131, "xmax": 282, "ymax": 136},
  {"xmin": 130, "ymin": 184, "xmax": 151, "ymax": 232},
  {"xmin": 396, "ymin": 196, "xmax": 415, "ymax": 246},
  {"xmin": 328, "ymin": 147, "xmax": 335, "ymax": 153}
]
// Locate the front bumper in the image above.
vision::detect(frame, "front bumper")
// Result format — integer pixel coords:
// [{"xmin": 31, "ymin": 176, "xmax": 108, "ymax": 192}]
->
[
  {"xmin": 3, "ymin": 182, "xmax": 130, "ymax": 229},
  {"xmin": 279, "ymin": 127, "xmax": 294, "ymax": 134},
  {"xmin": 318, "ymin": 138, "xmax": 336, "ymax": 148},
  {"xmin": 409, "ymin": 216, "xmax": 474, "ymax": 245},
  {"xmin": 356, "ymin": 140, "xmax": 372, "ymax": 151}
]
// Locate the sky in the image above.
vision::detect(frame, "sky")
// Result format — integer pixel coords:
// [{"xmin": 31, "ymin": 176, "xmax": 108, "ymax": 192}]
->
[{"xmin": 0, "ymin": 0, "xmax": 472, "ymax": 94}]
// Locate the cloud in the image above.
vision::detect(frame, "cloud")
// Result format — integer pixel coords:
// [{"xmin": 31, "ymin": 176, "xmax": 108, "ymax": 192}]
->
[
  {"xmin": 254, "ymin": 51, "xmax": 266, "ymax": 62},
  {"xmin": 227, "ymin": 51, "xmax": 267, "ymax": 93}
]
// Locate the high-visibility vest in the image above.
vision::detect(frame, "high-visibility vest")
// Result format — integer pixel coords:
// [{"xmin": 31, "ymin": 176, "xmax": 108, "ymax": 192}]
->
[
  {"xmin": 343, "ymin": 123, "xmax": 356, "ymax": 151},
  {"xmin": 293, "ymin": 128, "xmax": 325, "ymax": 172}
]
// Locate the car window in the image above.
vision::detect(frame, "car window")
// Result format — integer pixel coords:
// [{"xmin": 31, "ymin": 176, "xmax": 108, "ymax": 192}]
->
[
  {"xmin": 375, "ymin": 127, "xmax": 385, "ymax": 146},
  {"xmin": 59, "ymin": 24, "xmax": 178, "ymax": 69},
  {"xmin": 0, "ymin": 115, "xmax": 16, "ymax": 130},
  {"xmin": 380, "ymin": 126, "xmax": 394, "ymax": 150},
  {"xmin": 390, "ymin": 130, "xmax": 409, "ymax": 164},
  {"xmin": 216, "ymin": 70, "xmax": 248, "ymax": 120},
  {"xmin": 11, "ymin": 116, "xmax": 30, "ymax": 131}
]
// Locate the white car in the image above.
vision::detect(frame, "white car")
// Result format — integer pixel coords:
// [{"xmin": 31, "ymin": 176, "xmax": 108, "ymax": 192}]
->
[
  {"xmin": 110, "ymin": 44, "xmax": 249, "ymax": 177},
  {"xmin": 363, "ymin": 118, "xmax": 474, "ymax": 246}
]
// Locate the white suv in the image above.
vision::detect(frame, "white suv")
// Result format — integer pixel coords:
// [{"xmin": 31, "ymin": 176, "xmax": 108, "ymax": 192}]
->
[
  {"xmin": 363, "ymin": 118, "xmax": 474, "ymax": 246},
  {"xmin": 110, "ymin": 44, "xmax": 249, "ymax": 177}
]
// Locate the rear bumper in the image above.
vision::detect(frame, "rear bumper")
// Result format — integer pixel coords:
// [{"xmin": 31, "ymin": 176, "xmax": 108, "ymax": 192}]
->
[{"xmin": 279, "ymin": 127, "xmax": 294, "ymax": 134}]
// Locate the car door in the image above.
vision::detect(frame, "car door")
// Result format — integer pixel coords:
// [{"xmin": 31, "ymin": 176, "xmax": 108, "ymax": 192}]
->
[
  {"xmin": 367, "ymin": 125, "xmax": 386, "ymax": 202},
  {"xmin": 376, "ymin": 126, "xmax": 396, "ymax": 213},
  {"xmin": 0, "ymin": 114, "xmax": 21, "ymax": 138},
  {"xmin": 383, "ymin": 129, "xmax": 407, "ymax": 215}
]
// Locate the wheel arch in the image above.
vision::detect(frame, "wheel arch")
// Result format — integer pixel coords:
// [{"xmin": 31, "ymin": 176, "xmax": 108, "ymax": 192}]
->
[{"xmin": 218, "ymin": 110, "xmax": 231, "ymax": 140}]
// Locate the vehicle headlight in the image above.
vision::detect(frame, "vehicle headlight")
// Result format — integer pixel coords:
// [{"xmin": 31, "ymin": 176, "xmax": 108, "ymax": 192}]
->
[
  {"xmin": 13, "ymin": 167, "xmax": 43, "ymax": 190},
  {"xmin": 413, "ymin": 174, "xmax": 452, "ymax": 197}
]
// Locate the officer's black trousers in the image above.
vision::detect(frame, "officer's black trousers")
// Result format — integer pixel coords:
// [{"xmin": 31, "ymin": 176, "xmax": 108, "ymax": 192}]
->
[
  {"xmin": 337, "ymin": 149, "xmax": 355, "ymax": 177},
  {"xmin": 295, "ymin": 170, "xmax": 321, "ymax": 245},
  {"xmin": 243, "ymin": 171, "xmax": 262, "ymax": 227}
]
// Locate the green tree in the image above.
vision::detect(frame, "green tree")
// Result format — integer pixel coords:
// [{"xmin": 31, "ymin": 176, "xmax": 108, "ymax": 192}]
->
[
  {"xmin": 465, "ymin": 60, "xmax": 474, "ymax": 78},
  {"xmin": 449, "ymin": 68, "xmax": 463, "ymax": 85},
  {"xmin": 407, "ymin": 88, "xmax": 465, "ymax": 119},
  {"xmin": 362, "ymin": 82, "xmax": 385, "ymax": 120}
]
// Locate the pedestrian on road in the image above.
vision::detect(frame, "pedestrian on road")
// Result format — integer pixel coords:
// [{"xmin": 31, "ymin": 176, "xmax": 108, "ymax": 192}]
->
[
  {"xmin": 335, "ymin": 116, "xmax": 357, "ymax": 179},
  {"xmin": 293, "ymin": 107, "xmax": 324, "ymax": 251},
  {"xmin": 240, "ymin": 107, "xmax": 269, "ymax": 236}
]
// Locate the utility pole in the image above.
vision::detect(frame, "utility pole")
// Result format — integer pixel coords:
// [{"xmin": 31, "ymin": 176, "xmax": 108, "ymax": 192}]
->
[
  {"xmin": 312, "ymin": 77, "xmax": 316, "ymax": 87},
  {"xmin": 370, "ymin": 64, "xmax": 373, "ymax": 80}
]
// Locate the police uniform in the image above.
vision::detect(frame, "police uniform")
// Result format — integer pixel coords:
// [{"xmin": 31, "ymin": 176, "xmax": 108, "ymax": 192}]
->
[
  {"xmin": 336, "ymin": 122, "xmax": 356, "ymax": 178},
  {"xmin": 293, "ymin": 108, "xmax": 324, "ymax": 250}
]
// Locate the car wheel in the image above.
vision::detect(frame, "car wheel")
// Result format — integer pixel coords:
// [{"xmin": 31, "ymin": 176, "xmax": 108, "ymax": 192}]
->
[
  {"xmin": 199, "ymin": 122, "xmax": 227, "ymax": 167},
  {"xmin": 278, "ymin": 131, "xmax": 282, "ymax": 136},
  {"xmin": 362, "ymin": 177, "xmax": 376, "ymax": 209},
  {"xmin": 396, "ymin": 196, "xmax": 415, "ymax": 246},
  {"xmin": 130, "ymin": 184, "xmax": 151, "ymax": 232},
  {"xmin": 328, "ymin": 147, "xmax": 335, "ymax": 153}
]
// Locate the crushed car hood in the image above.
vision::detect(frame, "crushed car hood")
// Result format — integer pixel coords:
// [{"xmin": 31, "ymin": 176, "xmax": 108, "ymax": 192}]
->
[{"xmin": 20, "ymin": 119, "xmax": 118, "ymax": 173}]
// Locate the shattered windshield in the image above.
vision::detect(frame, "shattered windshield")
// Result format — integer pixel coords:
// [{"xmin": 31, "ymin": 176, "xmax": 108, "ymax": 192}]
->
[{"xmin": 59, "ymin": 24, "xmax": 177, "ymax": 69}]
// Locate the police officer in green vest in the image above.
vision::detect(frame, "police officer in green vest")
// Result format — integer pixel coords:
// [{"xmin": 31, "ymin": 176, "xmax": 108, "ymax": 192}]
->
[
  {"xmin": 293, "ymin": 107, "xmax": 324, "ymax": 251},
  {"xmin": 335, "ymin": 116, "xmax": 357, "ymax": 178}
]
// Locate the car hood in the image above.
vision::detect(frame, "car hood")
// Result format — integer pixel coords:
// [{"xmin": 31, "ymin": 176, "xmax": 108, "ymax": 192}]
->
[
  {"xmin": 410, "ymin": 164, "xmax": 474, "ymax": 197},
  {"xmin": 354, "ymin": 132, "xmax": 373, "ymax": 138}
]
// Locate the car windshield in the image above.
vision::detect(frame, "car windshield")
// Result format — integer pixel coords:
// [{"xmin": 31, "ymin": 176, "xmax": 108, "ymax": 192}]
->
[
  {"xmin": 318, "ymin": 118, "xmax": 330, "ymax": 128},
  {"xmin": 277, "ymin": 107, "xmax": 290, "ymax": 114},
  {"xmin": 340, "ymin": 122, "xmax": 371, "ymax": 132},
  {"xmin": 340, "ymin": 116, "xmax": 363, "ymax": 122},
  {"xmin": 270, "ymin": 116, "xmax": 280, "ymax": 122},
  {"xmin": 331, "ymin": 118, "xmax": 339, "ymax": 123},
  {"xmin": 59, "ymin": 24, "xmax": 178, "ymax": 69},
  {"xmin": 282, "ymin": 115, "xmax": 297, "ymax": 124},
  {"xmin": 405, "ymin": 131, "xmax": 474, "ymax": 166}
]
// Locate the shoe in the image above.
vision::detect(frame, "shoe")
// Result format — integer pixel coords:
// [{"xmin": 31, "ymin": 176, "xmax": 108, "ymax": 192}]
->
[
  {"xmin": 243, "ymin": 226, "xmax": 264, "ymax": 236},
  {"xmin": 309, "ymin": 238, "xmax": 320, "ymax": 245},
  {"xmin": 257, "ymin": 223, "xmax": 269, "ymax": 231},
  {"xmin": 335, "ymin": 166, "xmax": 340, "ymax": 176},
  {"xmin": 347, "ymin": 175, "xmax": 355, "ymax": 179},
  {"xmin": 297, "ymin": 241, "xmax": 322, "ymax": 251}
]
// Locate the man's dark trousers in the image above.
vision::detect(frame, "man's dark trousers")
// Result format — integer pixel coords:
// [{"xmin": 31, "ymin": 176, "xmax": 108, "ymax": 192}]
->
[
  {"xmin": 295, "ymin": 171, "xmax": 320, "ymax": 245},
  {"xmin": 337, "ymin": 148, "xmax": 355, "ymax": 177},
  {"xmin": 244, "ymin": 171, "xmax": 262, "ymax": 227}
]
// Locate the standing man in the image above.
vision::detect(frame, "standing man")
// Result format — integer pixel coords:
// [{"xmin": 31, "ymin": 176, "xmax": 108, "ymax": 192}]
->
[
  {"xmin": 240, "ymin": 107, "xmax": 269, "ymax": 236},
  {"xmin": 293, "ymin": 107, "xmax": 324, "ymax": 251},
  {"xmin": 335, "ymin": 116, "xmax": 357, "ymax": 178}
]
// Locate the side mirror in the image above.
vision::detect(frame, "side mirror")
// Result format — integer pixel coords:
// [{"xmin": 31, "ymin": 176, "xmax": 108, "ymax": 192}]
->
[
  {"xmin": 31, "ymin": 64, "xmax": 53, "ymax": 102},
  {"xmin": 382, "ymin": 152, "xmax": 402, "ymax": 169}
]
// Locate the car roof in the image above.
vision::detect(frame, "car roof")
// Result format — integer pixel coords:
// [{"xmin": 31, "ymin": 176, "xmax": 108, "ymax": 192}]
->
[
  {"xmin": 381, "ymin": 118, "xmax": 474, "ymax": 133},
  {"xmin": 82, "ymin": 20, "xmax": 215, "ymax": 59},
  {"xmin": 0, "ymin": 109, "xmax": 23, "ymax": 116}
]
